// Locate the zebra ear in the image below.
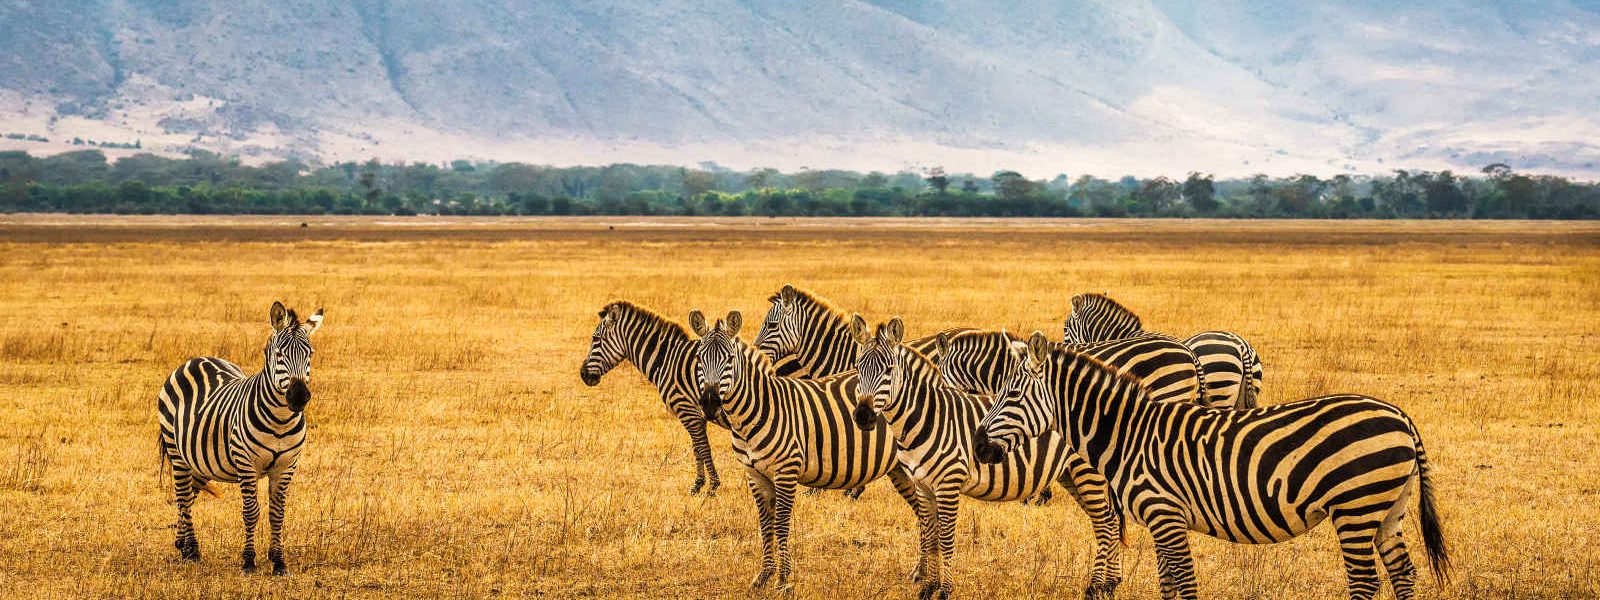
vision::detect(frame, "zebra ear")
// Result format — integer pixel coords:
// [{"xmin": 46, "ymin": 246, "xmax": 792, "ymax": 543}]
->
[
  {"xmin": 1027, "ymin": 330, "xmax": 1051, "ymax": 364},
  {"xmin": 779, "ymin": 285, "xmax": 797, "ymax": 315},
  {"xmin": 725, "ymin": 310, "xmax": 743, "ymax": 335},
  {"xmin": 936, "ymin": 331, "xmax": 951, "ymax": 356},
  {"xmin": 304, "ymin": 308, "xmax": 324, "ymax": 334},
  {"xmin": 882, "ymin": 317, "xmax": 905, "ymax": 344},
  {"xmin": 688, "ymin": 310, "xmax": 710, "ymax": 336},
  {"xmin": 848, "ymin": 313, "xmax": 869, "ymax": 344},
  {"xmin": 270, "ymin": 301, "xmax": 291, "ymax": 331},
  {"xmin": 1070, "ymin": 295, "xmax": 1085, "ymax": 311}
]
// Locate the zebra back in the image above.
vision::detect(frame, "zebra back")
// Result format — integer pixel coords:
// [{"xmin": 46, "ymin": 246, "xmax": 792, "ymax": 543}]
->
[{"xmin": 937, "ymin": 329, "xmax": 1204, "ymax": 405}]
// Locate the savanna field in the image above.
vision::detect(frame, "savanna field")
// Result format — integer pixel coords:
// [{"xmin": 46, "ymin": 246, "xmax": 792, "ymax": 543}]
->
[{"xmin": 1, "ymin": 215, "xmax": 1597, "ymax": 599}]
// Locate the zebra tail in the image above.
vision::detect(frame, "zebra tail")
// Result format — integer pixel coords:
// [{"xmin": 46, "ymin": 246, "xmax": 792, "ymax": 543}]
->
[
  {"xmin": 1414, "ymin": 429, "xmax": 1451, "ymax": 584},
  {"xmin": 1241, "ymin": 340, "xmax": 1263, "ymax": 409}
]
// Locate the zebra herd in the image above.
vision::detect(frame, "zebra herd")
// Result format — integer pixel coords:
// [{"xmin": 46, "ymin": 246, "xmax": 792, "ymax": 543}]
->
[
  {"xmin": 153, "ymin": 291, "xmax": 1447, "ymax": 600},
  {"xmin": 581, "ymin": 286, "xmax": 1448, "ymax": 600}
]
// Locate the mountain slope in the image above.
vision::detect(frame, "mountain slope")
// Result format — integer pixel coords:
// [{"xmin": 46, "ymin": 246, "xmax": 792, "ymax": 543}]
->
[{"xmin": 0, "ymin": 0, "xmax": 1594, "ymax": 176}]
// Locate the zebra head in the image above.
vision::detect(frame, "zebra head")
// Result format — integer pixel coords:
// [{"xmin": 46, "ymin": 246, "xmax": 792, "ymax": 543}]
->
[
  {"xmin": 581, "ymin": 303, "xmax": 626, "ymax": 386},
  {"xmin": 849, "ymin": 314, "xmax": 904, "ymax": 430},
  {"xmin": 753, "ymin": 284, "xmax": 801, "ymax": 363},
  {"xmin": 1063, "ymin": 292, "xmax": 1140, "ymax": 344},
  {"xmin": 691, "ymin": 309, "xmax": 744, "ymax": 419},
  {"xmin": 975, "ymin": 330, "xmax": 1054, "ymax": 464},
  {"xmin": 266, "ymin": 301, "xmax": 322, "ymax": 413}
]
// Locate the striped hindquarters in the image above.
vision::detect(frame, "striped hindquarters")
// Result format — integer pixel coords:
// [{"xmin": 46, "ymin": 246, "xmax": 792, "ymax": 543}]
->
[{"xmin": 1183, "ymin": 331, "xmax": 1263, "ymax": 409}]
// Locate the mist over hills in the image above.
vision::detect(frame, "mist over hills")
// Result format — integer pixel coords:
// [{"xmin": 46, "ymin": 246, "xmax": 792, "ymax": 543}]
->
[{"xmin": 1, "ymin": 0, "xmax": 1596, "ymax": 177}]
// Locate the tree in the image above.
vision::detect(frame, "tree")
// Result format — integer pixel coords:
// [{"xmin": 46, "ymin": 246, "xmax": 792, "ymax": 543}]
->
[
  {"xmin": 1181, "ymin": 172, "xmax": 1217, "ymax": 213},
  {"xmin": 1133, "ymin": 177, "xmax": 1181, "ymax": 214},
  {"xmin": 925, "ymin": 167, "xmax": 950, "ymax": 195},
  {"xmin": 991, "ymin": 171, "xmax": 1034, "ymax": 201}
]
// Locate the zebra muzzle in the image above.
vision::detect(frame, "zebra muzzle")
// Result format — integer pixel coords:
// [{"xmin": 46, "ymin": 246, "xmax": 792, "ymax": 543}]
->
[
  {"xmin": 698, "ymin": 386, "xmax": 723, "ymax": 417},
  {"xmin": 286, "ymin": 378, "xmax": 311, "ymax": 412},
  {"xmin": 973, "ymin": 429, "xmax": 1007, "ymax": 464},
  {"xmin": 579, "ymin": 369, "xmax": 601, "ymax": 386},
  {"xmin": 851, "ymin": 398, "xmax": 878, "ymax": 430}
]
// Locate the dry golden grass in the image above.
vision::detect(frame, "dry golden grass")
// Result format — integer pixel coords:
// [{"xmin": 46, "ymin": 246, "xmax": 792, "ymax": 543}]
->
[{"xmin": 0, "ymin": 215, "xmax": 1597, "ymax": 599}]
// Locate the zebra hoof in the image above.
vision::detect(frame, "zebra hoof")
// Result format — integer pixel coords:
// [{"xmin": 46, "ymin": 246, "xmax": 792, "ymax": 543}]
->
[
  {"xmin": 750, "ymin": 569, "xmax": 774, "ymax": 589},
  {"xmin": 689, "ymin": 479, "xmax": 705, "ymax": 496},
  {"xmin": 177, "ymin": 541, "xmax": 200, "ymax": 562},
  {"xmin": 1082, "ymin": 582, "xmax": 1117, "ymax": 600},
  {"xmin": 242, "ymin": 551, "xmax": 256, "ymax": 573},
  {"xmin": 918, "ymin": 581, "xmax": 940, "ymax": 600},
  {"xmin": 271, "ymin": 562, "xmax": 288, "ymax": 576},
  {"xmin": 908, "ymin": 563, "xmax": 926, "ymax": 582}
]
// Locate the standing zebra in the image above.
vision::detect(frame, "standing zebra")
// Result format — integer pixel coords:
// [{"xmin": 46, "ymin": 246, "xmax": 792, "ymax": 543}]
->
[
  {"xmin": 158, "ymin": 301, "xmax": 322, "ymax": 574},
  {"xmin": 580, "ymin": 300, "xmax": 725, "ymax": 495},
  {"xmin": 1063, "ymin": 293, "xmax": 1262, "ymax": 408},
  {"xmin": 692, "ymin": 309, "xmax": 926, "ymax": 593},
  {"xmin": 976, "ymin": 332, "xmax": 1450, "ymax": 600},
  {"xmin": 850, "ymin": 316, "xmax": 1102, "ymax": 600}
]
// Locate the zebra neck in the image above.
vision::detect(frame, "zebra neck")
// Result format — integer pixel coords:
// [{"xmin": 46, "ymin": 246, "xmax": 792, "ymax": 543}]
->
[
  {"xmin": 880, "ymin": 348, "xmax": 943, "ymax": 431},
  {"xmin": 1056, "ymin": 358, "xmax": 1156, "ymax": 468},
  {"xmin": 625, "ymin": 320, "xmax": 693, "ymax": 388},
  {"xmin": 245, "ymin": 370, "xmax": 302, "ymax": 430},
  {"xmin": 719, "ymin": 347, "xmax": 784, "ymax": 429},
  {"xmin": 796, "ymin": 307, "xmax": 855, "ymax": 376}
]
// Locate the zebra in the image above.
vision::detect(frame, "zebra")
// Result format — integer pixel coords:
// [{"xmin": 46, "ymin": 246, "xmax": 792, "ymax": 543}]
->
[
  {"xmin": 691, "ymin": 309, "xmax": 927, "ymax": 593},
  {"xmin": 850, "ymin": 315, "xmax": 1116, "ymax": 600},
  {"xmin": 976, "ymin": 332, "xmax": 1450, "ymax": 600},
  {"xmin": 580, "ymin": 300, "xmax": 725, "ymax": 496},
  {"xmin": 157, "ymin": 301, "xmax": 322, "ymax": 574},
  {"xmin": 1063, "ymin": 293, "xmax": 1263, "ymax": 408}
]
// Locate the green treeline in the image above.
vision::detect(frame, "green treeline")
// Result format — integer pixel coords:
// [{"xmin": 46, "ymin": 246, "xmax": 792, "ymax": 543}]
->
[{"xmin": 2, "ymin": 150, "xmax": 1596, "ymax": 218}]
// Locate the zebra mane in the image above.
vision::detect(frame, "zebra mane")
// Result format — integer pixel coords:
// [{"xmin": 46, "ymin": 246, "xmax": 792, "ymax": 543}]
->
[
  {"xmin": 602, "ymin": 300, "xmax": 694, "ymax": 339},
  {"xmin": 894, "ymin": 342, "xmax": 942, "ymax": 379},
  {"xmin": 1073, "ymin": 293, "xmax": 1143, "ymax": 330},
  {"xmin": 1047, "ymin": 341, "xmax": 1155, "ymax": 399},
  {"xmin": 782, "ymin": 286, "xmax": 850, "ymax": 324}
]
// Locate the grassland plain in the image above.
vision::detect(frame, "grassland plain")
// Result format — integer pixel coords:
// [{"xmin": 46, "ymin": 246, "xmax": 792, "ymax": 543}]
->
[{"xmin": 0, "ymin": 215, "xmax": 1597, "ymax": 599}]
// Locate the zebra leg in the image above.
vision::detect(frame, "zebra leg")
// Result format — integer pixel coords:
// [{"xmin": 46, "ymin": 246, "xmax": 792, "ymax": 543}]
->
[
  {"xmin": 1060, "ymin": 455, "xmax": 1122, "ymax": 599},
  {"xmin": 267, "ymin": 468, "xmax": 295, "ymax": 576},
  {"xmin": 923, "ymin": 483, "xmax": 961, "ymax": 600},
  {"xmin": 172, "ymin": 467, "xmax": 201, "ymax": 561},
  {"xmin": 887, "ymin": 466, "xmax": 932, "ymax": 582},
  {"xmin": 239, "ymin": 477, "xmax": 259, "ymax": 572},
  {"xmin": 843, "ymin": 486, "xmax": 866, "ymax": 500},
  {"xmin": 746, "ymin": 468, "xmax": 778, "ymax": 589},
  {"xmin": 1331, "ymin": 509, "xmax": 1384, "ymax": 600},
  {"xmin": 680, "ymin": 413, "xmax": 712, "ymax": 496},
  {"xmin": 1147, "ymin": 515, "xmax": 1198, "ymax": 600},
  {"xmin": 1377, "ymin": 521, "xmax": 1417, "ymax": 600},
  {"xmin": 771, "ymin": 474, "xmax": 799, "ymax": 593}
]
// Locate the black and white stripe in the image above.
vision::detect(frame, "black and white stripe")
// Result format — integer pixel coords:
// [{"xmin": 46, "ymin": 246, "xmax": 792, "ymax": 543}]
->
[
  {"xmin": 692, "ymin": 309, "xmax": 924, "ymax": 593},
  {"xmin": 158, "ymin": 301, "xmax": 322, "ymax": 575},
  {"xmin": 977, "ymin": 332, "xmax": 1450, "ymax": 600},
  {"xmin": 1063, "ymin": 293, "xmax": 1263, "ymax": 408}
]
